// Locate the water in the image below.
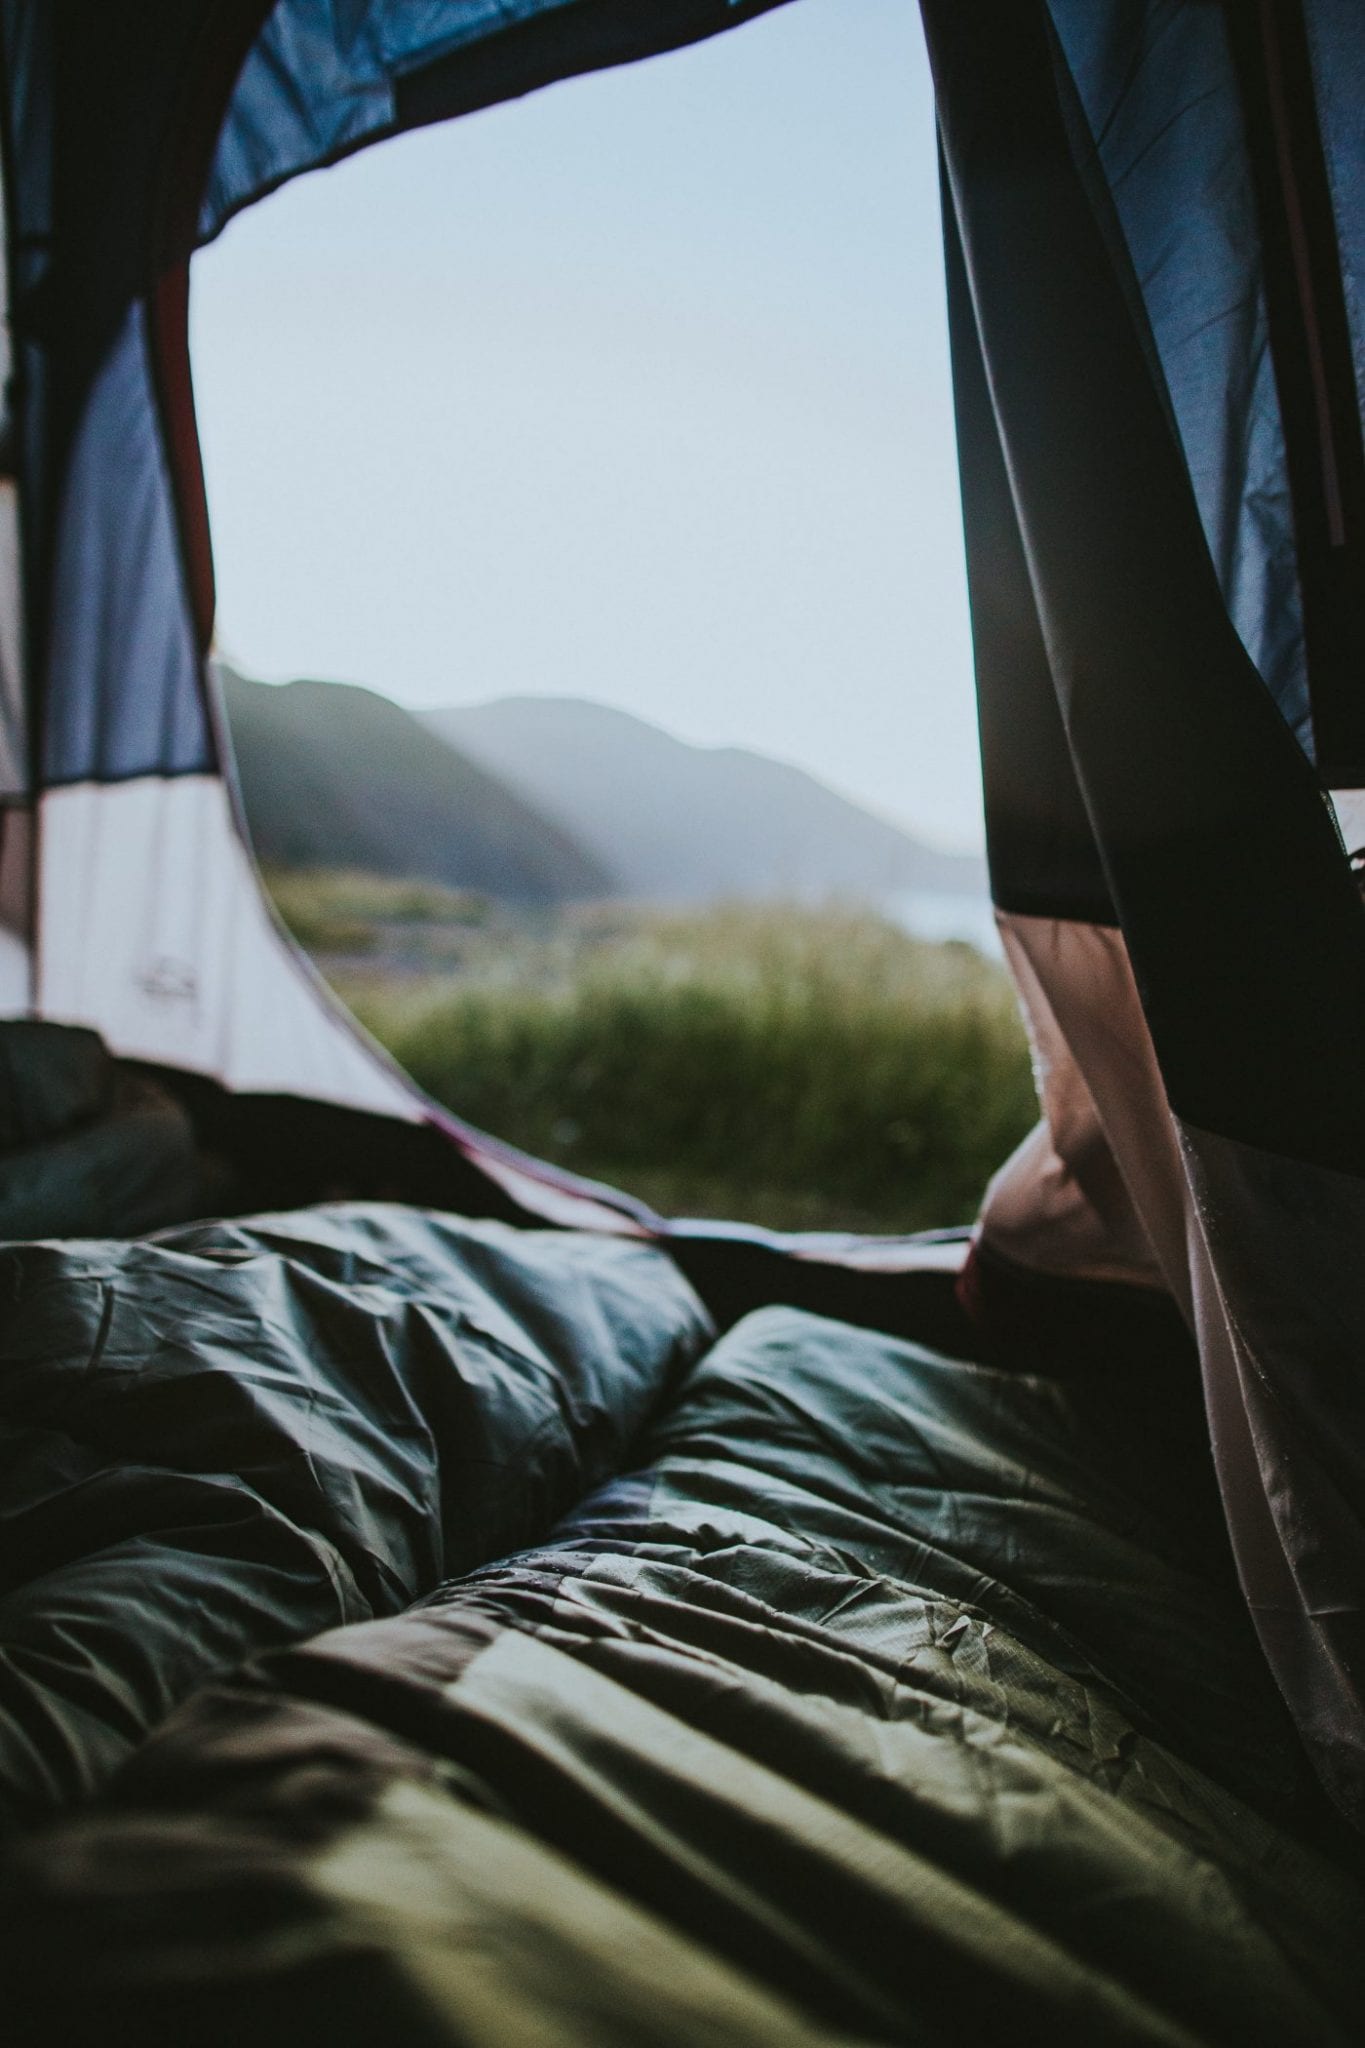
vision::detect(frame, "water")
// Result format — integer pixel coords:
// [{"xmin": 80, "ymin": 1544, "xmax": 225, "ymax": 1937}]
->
[{"xmin": 887, "ymin": 888, "xmax": 1001, "ymax": 956}]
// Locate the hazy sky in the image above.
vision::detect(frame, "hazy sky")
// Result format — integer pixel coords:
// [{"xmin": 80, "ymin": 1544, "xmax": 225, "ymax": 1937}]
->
[{"xmin": 190, "ymin": 0, "xmax": 983, "ymax": 853}]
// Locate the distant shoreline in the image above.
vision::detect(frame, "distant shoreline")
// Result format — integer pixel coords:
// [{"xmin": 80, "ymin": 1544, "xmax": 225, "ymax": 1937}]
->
[{"xmin": 886, "ymin": 887, "xmax": 999, "ymax": 956}]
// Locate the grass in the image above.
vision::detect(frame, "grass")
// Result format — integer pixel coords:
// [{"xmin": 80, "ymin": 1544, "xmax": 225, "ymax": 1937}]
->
[
  {"xmin": 264, "ymin": 866, "xmax": 490, "ymax": 957},
  {"xmin": 267, "ymin": 878, "xmax": 1038, "ymax": 1235}
]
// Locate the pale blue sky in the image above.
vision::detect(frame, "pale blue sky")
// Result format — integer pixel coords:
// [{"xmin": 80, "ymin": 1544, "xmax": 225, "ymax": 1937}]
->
[{"xmin": 190, "ymin": 0, "xmax": 983, "ymax": 852}]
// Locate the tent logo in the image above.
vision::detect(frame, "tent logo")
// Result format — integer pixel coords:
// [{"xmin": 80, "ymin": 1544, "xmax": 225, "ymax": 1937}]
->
[{"xmin": 136, "ymin": 956, "xmax": 199, "ymax": 1007}]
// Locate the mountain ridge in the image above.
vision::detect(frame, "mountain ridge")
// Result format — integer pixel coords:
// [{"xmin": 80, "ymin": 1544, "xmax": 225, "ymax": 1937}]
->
[
  {"xmin": 218, "ymin": 666, "xmax": 610, "ymax": 903},
  {"xmin": 218, "ymin": 666, "xmax": 986, "ymax": 908},
  {"xmin": 427, "ymin": 694, "xmax": 986, "ymax": 903}
]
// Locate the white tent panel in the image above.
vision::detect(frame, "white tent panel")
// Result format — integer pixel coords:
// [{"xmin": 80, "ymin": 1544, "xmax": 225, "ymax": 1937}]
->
[
  {"xmin": 37, "ymin": 774, "xmax": 417, "ymax": 1114},
  {"xmin": 0, "ymin": 924, "xmax": 28, "ymax": 1012},
  {"xmin": 1330, "ymin": 789, "xmax": 1365, "ymax": 858}
]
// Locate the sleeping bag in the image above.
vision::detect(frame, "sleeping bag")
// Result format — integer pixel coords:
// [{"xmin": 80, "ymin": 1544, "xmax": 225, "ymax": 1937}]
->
[{"xmin": 0, "ymin": 1205, "xmax": 1360, "ymax": 2045}]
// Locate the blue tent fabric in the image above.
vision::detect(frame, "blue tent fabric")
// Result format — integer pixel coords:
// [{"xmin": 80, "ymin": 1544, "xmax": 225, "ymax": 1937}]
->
[
  {"xmin": 1302, "ymin": 1, "xmax": 1365, "ymax": 434},
  {"xmin": 198, "ymin": 0, "xmax": 789, "ymax": 244},
  {"xmin": 44, "ymin": 305, "xmax": 213, "ymax": 786},
  {"xmin": 1048, "ymin": 1, "xmax": 1311, "ymax": 757},
  {"xmin": 198, "ymin": 1, "xmax": 576, "ymax": 242}
]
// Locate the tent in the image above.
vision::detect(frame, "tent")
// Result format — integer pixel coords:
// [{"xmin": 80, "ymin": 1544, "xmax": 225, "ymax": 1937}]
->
[
  {"xmin": 0, "ymin": 0, "xmax": 813, "ymax": 1231},
  {"xmin": 0, "ymin": 0, "xmax": 1362, "ymax": 1898}
]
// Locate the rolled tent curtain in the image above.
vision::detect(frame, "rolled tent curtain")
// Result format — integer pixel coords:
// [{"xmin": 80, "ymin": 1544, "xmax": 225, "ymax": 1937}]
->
[{"xmin": 925, "ymin": 0, "xmax": 1365, "ymax": 1828}]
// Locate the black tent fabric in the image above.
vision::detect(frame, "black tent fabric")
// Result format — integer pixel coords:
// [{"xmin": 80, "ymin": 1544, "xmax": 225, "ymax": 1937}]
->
[{"xmin": 928, "ymin": 0, "xmax": 1365, "ymax": 1827}]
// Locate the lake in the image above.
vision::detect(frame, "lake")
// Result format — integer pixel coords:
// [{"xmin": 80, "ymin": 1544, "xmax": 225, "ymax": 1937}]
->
[{"xmin": 888, "ymin": 889, "xmax": 1001, "ymax": 956}]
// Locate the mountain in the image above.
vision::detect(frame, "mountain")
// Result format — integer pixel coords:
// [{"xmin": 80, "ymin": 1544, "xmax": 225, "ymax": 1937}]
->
[
  {"xmin": 218, "ymin": 667, "xmax": 610, "ymax": 903},
  {"xmin": 426, "ymin": 697, "xmax": 986, "ymax": 904}
]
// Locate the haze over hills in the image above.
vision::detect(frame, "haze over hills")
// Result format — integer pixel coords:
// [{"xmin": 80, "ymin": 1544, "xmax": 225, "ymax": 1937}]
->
[
  {"xmin": 218, "ymin": 665, "xmax": 610, "ymax": 904},
  {"xmin": 427, "ymin": 696, "xmax": 986, "ymax": 904},
  {"xmin": 219, "ymin": 666, "xmax": 986, "ymax": 908}
]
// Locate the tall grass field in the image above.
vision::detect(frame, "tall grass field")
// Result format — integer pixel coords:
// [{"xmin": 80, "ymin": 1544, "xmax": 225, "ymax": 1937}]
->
[{"xmin": 266, "ymin": 870, "xmax": 1037, "ymax": 1234}]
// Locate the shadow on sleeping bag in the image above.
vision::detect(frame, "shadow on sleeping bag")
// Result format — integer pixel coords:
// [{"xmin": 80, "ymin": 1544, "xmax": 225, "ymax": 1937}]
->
[
  {"xmin": 1, "ymin": 1205, "xmax": 1362, "ymax": 2045},
  {"xmin": 0, "ymin": 1023, "xmax": 206, "ymax": 1240}
]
